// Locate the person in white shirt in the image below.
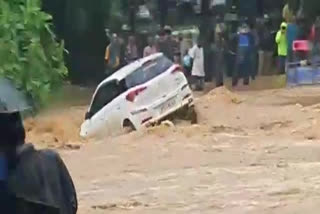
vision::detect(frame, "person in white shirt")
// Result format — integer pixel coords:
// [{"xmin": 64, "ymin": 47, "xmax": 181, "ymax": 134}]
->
[{"xmin": 189, "ymin": 38, "xmax": 205, "ymax": 91}]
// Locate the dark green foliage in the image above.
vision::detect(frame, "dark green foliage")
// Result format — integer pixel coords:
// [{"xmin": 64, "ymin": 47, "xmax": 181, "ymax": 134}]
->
[{"xmin": 0, "ymin": 0, "xmax": 67, "ymax": 107}]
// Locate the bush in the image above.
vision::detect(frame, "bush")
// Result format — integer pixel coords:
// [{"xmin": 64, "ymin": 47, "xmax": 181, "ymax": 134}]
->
[{"xmin": 0, "ymin": 0, "xmax": 67, "ymax": 108}]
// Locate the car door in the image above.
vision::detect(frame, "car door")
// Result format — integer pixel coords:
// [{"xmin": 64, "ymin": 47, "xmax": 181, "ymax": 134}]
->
[
  {"xmin": 84, "ymin": 81, "xmax": 124, "ymax": 137},
  {"xmin": 102, "ymin": 95, "xmax": 124, "ymax": 136}
]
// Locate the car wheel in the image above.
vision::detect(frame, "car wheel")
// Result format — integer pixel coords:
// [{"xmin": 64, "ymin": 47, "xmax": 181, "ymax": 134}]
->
[{"xmin": 123, "ymin": 119, "xmax": 136, "ymax": 134}]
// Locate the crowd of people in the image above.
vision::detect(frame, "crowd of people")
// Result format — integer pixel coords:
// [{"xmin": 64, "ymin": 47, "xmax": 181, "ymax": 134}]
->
[
  {"xmin": 104, "ymin": 14, "xmax": 320, "ymax": 91},
  {"xmin": 104, "ymin": 26, "xmax": 206, "ymax": 91},
  {"xmin": 105, "ymin": 22, "xmax": 258, "ymax": 91},
  {"xmin": 104, "ymin": 26, "xmax": 180, "ymax": 75}
]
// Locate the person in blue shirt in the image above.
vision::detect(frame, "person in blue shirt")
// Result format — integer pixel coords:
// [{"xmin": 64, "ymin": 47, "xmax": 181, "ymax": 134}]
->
[
  {"xmin": 232, "ymin": 23, "xmax": 254, "ymax": 87},
  {"xmin": 183, "ymin": 49, "xmax": 192, "ymax": 82},
  {"xmin": 286, "ymin": 17, "xmax": 299, "ymax": 62}
]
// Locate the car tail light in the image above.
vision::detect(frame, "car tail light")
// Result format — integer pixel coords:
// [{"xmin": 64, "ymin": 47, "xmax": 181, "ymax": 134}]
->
[
  {"xmin": 171, "ymin": 65, "xmax": 184, "ymax": 74},
  {"xmin": 126, "ymin": 86, "xmax": 147, "ymax": 102}
]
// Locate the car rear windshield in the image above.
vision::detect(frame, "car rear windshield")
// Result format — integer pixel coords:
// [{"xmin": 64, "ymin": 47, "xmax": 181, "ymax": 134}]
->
[{"xmin": 125, "ymin": 56, "xmax": 173, "ymax": 88}]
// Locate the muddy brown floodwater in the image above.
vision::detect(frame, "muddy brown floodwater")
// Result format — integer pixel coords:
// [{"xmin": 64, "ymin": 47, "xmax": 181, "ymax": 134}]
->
[{"xmin": 25, "ymin": 82, "xmax": 320, "ymax": 214}]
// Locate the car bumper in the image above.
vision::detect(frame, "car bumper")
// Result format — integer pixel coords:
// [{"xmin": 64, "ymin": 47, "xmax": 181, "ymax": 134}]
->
[{"xmin": 142, "ymin": 95, "xmax": 194, "ymax": 128}]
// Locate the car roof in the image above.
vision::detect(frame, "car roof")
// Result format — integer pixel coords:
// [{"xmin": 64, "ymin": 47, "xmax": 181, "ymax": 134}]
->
[
  {"xmin": 98, "ymin": 53, "xmax": 164, "ymax": 88},
  {"xmin": 88, "ymin": 53, "xmax": 165, "ymax": 111}
]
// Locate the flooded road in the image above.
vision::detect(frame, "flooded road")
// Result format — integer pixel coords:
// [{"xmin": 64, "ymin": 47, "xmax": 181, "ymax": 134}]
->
[{"xmin": 25, "ymin": 83, "xmax": 320, "ymax": 213}]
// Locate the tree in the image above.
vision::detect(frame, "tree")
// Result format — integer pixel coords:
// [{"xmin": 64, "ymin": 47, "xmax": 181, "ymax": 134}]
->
[
  {"xmin": 0, "ymin": 0, "xmax": 67, "ymax": 107},
  {"xmin": 58, "ymin": 0, "xmax": 109, "ymax": 85}
]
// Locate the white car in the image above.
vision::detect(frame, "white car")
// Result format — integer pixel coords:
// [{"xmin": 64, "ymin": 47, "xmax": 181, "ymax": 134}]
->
[{"xmin": 80, "ymin": 53, "xmax": 194, "ymax": 138}]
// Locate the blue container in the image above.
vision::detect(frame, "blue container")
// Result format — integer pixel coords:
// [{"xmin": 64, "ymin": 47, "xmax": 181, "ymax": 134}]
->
[
  {"xmin": 287, "ymin": 67, "xmax": 297, "ymax": 86},
  {"xmin": 312, "ymin": 67, "xmax": 320, "ymax": 84},
  {"xmin": 296, "ymin": 67, "xmax": 314, "ymax": 85}
]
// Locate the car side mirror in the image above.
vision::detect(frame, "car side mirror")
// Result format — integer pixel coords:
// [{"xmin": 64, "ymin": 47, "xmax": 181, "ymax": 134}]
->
[{"xmin": 85, "ymin": 112, "xmax": 92, "ymax": 120}]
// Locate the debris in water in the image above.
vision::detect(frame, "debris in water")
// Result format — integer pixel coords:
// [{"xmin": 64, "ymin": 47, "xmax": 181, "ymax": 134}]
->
[{"xmin": 161, "ymin": 120, "xmax": 175, "ymax": 128}]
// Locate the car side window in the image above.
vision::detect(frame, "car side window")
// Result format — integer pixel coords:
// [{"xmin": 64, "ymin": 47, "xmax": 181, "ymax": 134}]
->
[{"xmin": 88, "ymin": 81, "xmax": 124, "ymax": 118}]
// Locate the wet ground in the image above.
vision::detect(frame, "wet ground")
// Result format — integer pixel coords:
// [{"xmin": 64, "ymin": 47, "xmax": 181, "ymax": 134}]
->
[{"xmin": 25, "ymin": 77, "xmax": 320, "ymax": 213}]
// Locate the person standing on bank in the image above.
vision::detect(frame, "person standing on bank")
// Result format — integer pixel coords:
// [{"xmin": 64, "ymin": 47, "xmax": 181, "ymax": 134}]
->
[
  {"xmin": 233, "ymin": 23, "xmax": 254, "ymax": 87},
  {"xmin": 126, "ymin": 35, "xmax": 139, "ymax": 63},
  {"xmin": 158, "ymin": 26, "xmax": 176, "ymax": 61},
  {"xmin": 286, "ymin": 17, "xmax": 298, "ymax": 62},
  {"xmin": 214, "ymin": 26, "xmax": 226, "ymax": 87},
  {"xmin": 189, "ymin": 38, "xmax": 205, "ymax": 91},
  {"xmin": 258, "ymin": 18, "xmax": 274, "ymax": 75},
  {"xmin": 105, "ymin": 34, "xmax": 120, "ymax": 75},
  {"xmin": 275, "ymin": 22, "xmax": 288, "ymax": 74}
]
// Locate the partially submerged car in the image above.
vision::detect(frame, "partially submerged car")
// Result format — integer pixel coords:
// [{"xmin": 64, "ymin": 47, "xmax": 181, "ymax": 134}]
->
[{"xmin": 80, "ymin": 53, "xmax": 194, "ymax": 138}]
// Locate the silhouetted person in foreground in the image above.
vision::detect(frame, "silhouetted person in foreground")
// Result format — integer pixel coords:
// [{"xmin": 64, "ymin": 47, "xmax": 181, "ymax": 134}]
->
[{"xmin": 0, "ymin": 106, "xmax": 77, "ymax": 213}]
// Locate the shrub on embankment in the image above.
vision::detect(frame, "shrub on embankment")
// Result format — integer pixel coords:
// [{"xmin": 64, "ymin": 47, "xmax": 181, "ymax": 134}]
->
[{"xmin": 0, "ymin": 0, "xmax": 67, "ymax": 108}]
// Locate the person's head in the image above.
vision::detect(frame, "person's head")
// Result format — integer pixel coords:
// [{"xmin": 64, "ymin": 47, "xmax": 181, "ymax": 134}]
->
[
  {"xmin": 164, "ymin": 25, "xmax": 172, "ymax": 35},
  {"xmin": 265, "ymin": 17, "xmax": 272, "ymax": 29},
  {"xmin": 164, "ymin": 25, "xmax": 172, "ymax": 39},
  {"xmin": 290, "ymin": 16, "xmax": 297, "ymax": 24},
  {"xmin": 111, "ymin": 33, "xmax": 118, "ymax": 43},
  {"xmin": 238, "ymin": 23, "xmax": 249, "ymax": 34},
  {"xmin": 154, "ymin": 34, "xmax": 160, "ymax": 47},
  {"xmin": 158, "ymin": 30, "xmax": 166, "ymax": 41},
  {"xmin": 280, "ymin": 22, "xmax": 288, "ymax": 33},
  {"xmin": 0, "ymin": 112, "xmax": 25, "ymax": 152},
  {"xmin": 248, "ymin": 20, "xmax": 255, "ymax": 30},
  {"xmin": 128, "ymin": 35, "xmax": 136, "ymax": 45},
  {"xmin": 172, "ymin": 34, "xmax": 179, "ymax": 42}
]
